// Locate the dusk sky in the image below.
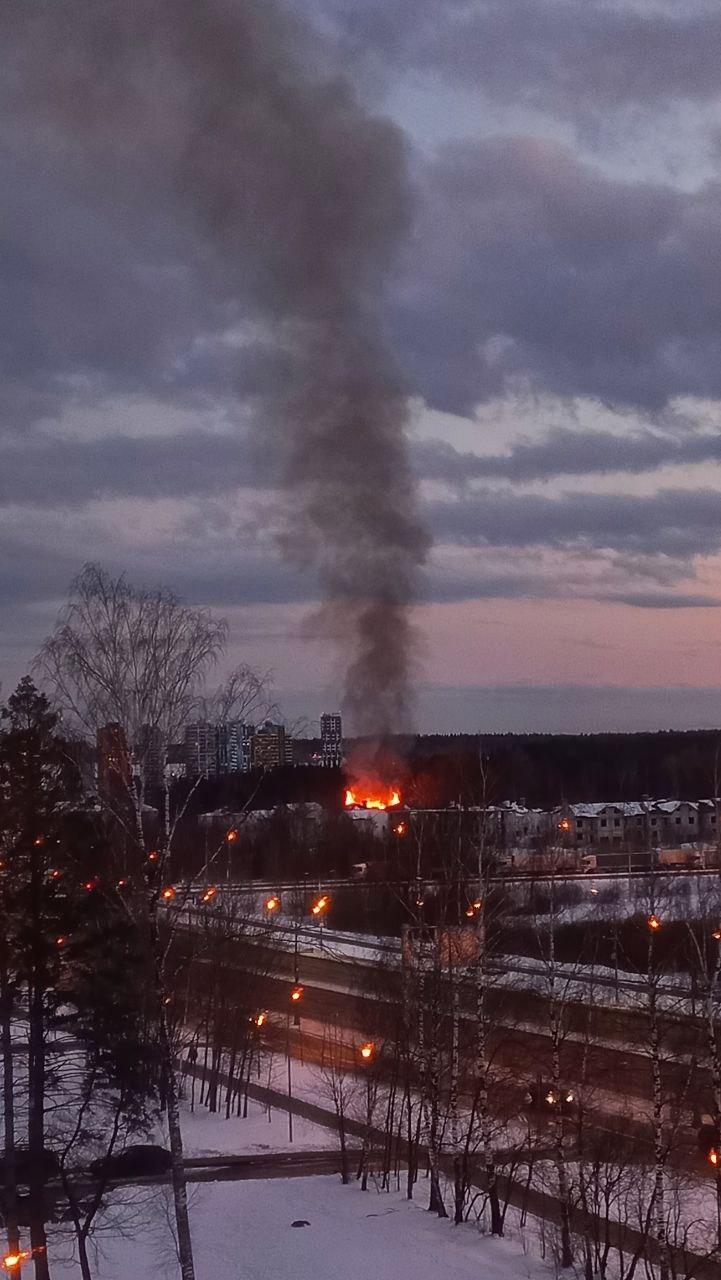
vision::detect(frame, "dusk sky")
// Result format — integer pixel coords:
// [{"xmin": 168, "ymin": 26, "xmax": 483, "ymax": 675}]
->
[{"xmin": 4, "ymin": 0, "xmax": 721, "ymax": 733}]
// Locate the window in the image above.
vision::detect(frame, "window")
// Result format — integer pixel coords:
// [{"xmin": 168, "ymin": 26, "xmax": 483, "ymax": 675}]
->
[
  {"xmin": 688, "ymin": 814, "xmax": 695, "ymax": 823},
  {"xmin": 614, "ymin": 818, "xmax": 621, "ymax": 827},
  {"xmin": 651, "ymin": 817, "xmax": 657, "ymax": 826},
  {"xmin": 600, "ymin": 818, "xmax": 607, "ymax": 827},
  {"xmin": 576, "ymin": 819, "xmax": 583, "ymax": 827},
  {"xmin": 676, "ymin": 816, "xmax": 682, "ymax": 825}
]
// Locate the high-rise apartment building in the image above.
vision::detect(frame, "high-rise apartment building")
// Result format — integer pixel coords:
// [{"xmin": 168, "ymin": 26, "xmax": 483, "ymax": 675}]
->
[
  {"xmin": 97, "ymin": 722, "xmax": 132, "ymax": 796},
  {"xmin": 320, "ymin": 712, "xmax": 343, "ymax": 767},
  {"xmin": 183, "ymin": 721, "xmax": 217, "ymax": 778},
  {"xmin": 217, "ymin": 721, "xmax": 255, "ymax": 774},
  {"xmin": 254, "ymin": 720, "xmax": 287, "ymax": 770},
  {"xmin": 135, "ymin": 722, "xmax": 165, "ymax": 788}
]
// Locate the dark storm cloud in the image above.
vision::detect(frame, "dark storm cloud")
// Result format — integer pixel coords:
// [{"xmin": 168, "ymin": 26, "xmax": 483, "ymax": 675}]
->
[
  {"xmin": 429, "ymin": 486, "xmax": 721, "ymax": 559},
  {"xmin": 400, "ymin": 137, "xmax": 721, "ymax": 414},
  {"xmin": 0, "ymin": 432, "xmax": 265, "ymax": 506},
  {"xmin": 313, "ymin": 0, "xmax": 721, "ymax": 113},
  {"xmin": 415, "ymin": 426, "xmax": 721, "ymax": 485}
]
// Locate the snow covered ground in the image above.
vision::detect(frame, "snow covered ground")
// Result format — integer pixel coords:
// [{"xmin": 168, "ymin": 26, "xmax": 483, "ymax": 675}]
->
[{"xmin": 48, "ymin": 1173, "xmax": 552, "ymax": 1280}]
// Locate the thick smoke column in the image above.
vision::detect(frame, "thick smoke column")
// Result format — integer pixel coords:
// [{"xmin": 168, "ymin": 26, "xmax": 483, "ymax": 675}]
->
[{"xmin": 4, "ymin": 0, "xmax": 428, "ymax": 735}]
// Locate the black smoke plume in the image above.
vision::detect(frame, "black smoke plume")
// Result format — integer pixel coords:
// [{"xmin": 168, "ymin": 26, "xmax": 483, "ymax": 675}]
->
[{"xmin": 4, "ymin": 0, "xmax": 428, "ymax": 735}]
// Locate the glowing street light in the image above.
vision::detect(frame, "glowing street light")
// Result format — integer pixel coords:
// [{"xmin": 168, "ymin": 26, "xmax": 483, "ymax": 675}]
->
[
  {"xmin": 311, "ymin": 894, "xmax": 330, "ymax": 917},
  {"xmin": 226, "ymin": 829, "xmax": 238, "ymax": 844},
  {"xmin": 710, "ymin": 1147, "xmax": 720, "ymax": 1168},
  {"xmin": 201, "ymin": 886, "xmax": 217, "ymax": 904},
  {"xmin": 2, "ymin": 1252, "xmax": 31, "ymax": 1272},
  {"xmin": 647, "ymin": 913, "xmax": 661, "ymax": 932},
  {"xmin": 558, "ymin": 818, "xmax": 571, "ymax": 832},
  {"xmin": 393, "ymin": 822, "xmax": 407, "ymax": 837},
  {"xmin": 161, "ymin": 886, "xmax": 176, "ymax": 902},
  {"xmin": 713, "ymin": 928, "xmax": 721, "ymax": 942},
  {"xmin": 147, "ymin": 850, "xmax": 158, "ymax": 863},
  {"xmin": 55, "ymin": 936, "xmax": 67, "ymax": 948},
  {"xmin": 252, "ymin": 1011, "xmax": 268, "ymax": 1028},
  {"xmin": 290, "ymin": 984, "xmax": 304, "ymax": 1004},
  {"xmin": 359, "ymin": 1041, "xmax": 375, "ymax": 1062},
  {"xmin": 265, "ymin": 895, "xmax": 280, "ymax": 913}
]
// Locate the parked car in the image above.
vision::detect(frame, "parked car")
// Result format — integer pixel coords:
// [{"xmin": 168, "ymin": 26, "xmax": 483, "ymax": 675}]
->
[{"xmin": 90, "ymin": 1144, "xmax": 172, "ymax": 1179}]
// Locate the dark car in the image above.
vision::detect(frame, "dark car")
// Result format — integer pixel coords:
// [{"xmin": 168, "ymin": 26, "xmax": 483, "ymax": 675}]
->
[
  {"xmin": 523, "ymin": 1082, "xmax": 577, "ymax": 1116},
  {"xmin": 0, "ymin": 1147, "xmax": 59, "ymax": 1186},
  {"xmin": 90, "ymin": 1144, "xmax": 172, "ymax": 1179}
]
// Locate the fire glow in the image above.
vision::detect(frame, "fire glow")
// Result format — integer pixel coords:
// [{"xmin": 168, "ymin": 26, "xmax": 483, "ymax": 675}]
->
[{"xmin": 344, "ymin": 785, "xmax": 401, "ymax": 811}]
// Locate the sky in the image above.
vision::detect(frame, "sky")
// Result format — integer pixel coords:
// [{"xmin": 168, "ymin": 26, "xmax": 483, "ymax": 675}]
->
[{"xmin": 3, "ymin": 0, "xmax": 721, "ymax": 734}]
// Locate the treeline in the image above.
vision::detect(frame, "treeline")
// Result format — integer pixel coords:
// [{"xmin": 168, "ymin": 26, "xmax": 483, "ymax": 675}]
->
[{"xmin": 372, "ymin": 729, "xmax": 721, "ymax": 808}]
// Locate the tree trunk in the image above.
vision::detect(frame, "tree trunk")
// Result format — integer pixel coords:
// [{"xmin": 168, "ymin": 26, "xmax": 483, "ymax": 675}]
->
[
  {"xmin": 28, "ymin": 843, "xmax": 50, "ymax": 1280},
  {"xmin": 28, "ymin": 977, "xmax": 50, "ymax": 1280},
  {"xmin": 1, "ymin": 960, "xmax": 21, "ymax": 1264},
  {"xmin": 162, "ymin": 1030, "xmax": 196, "ymax": 1280}
]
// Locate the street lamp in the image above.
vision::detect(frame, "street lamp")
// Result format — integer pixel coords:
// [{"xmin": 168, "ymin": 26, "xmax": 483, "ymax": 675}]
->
[
  {"xmin": 2, "ymin": 1253, "xmax": 31, "ymax": 1272},
  {"xmin": 311, "ymin": 893, "xmax": 330, "ymax": 951},
  {"xmin": 290, "ymin": 984, "xmax": 304, "ymax": 1005},
  {"xmin": 265, "ymin": 895, "xmax": 280, "ymax": 913},
  {"xmin": 647, "ymin": 913, "xmax": 661, "ymax": 931},
  {"xmin": 359, "ymin": 1041, "xmax": 375, "ymax": 1062}
]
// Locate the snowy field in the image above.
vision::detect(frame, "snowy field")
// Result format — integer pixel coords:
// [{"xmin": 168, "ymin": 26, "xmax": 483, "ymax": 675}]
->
[{"xmin": 48, "ymin": 1173, "xmax": 551, "ymax": 1280}]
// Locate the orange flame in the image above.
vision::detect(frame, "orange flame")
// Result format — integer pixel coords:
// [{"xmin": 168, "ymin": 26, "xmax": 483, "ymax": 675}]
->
[{"xmin": 344, "ymin": 785, "xmax": 401, "ymax": 811}]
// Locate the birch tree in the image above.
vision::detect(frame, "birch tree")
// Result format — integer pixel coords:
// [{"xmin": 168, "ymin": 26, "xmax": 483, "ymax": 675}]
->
[{"xmin": 35, "ymin": 563, "xmax": 261, "ymax": 1280}]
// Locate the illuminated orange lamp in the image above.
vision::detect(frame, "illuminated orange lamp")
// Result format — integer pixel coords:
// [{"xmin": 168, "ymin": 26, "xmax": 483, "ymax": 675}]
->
[
  {"xmin": 290, "ymin": 984, "xmax": 304, "ymax": 1004},
  {"xmin": 49, "ymin": 868, "xmax": 62, "ymax": 880},
  {"xmin": 465, "ymin": 898, "xmax": 483, "ymax": 917},
  {"xmin": 226, "ymin": 829, "xmax": 238, "ymax": 843},
  {"xmin": 311, "ymin": 894, "xmax": 330, "ymax": 916},
  {"xmin": 201, "ymin": 886, "xmax": 217, "ymax": 904},
  {"xmin": 394, "ymin": 822, "xmax": 407, "ymax": 837},
  {"xmin": 713, "ymin": 927, "xmax": 721, "ymax": 942},
  {"xmin": 117, "ymin": 878, "xmax": 127, "ymax": 888},
  {"xmin": 465, "ymin": 906, "xmax": 475, "ymax": 918},
  {"xmin": 252, "ymin": 1011, "xmax": 268, "ymax": 1028},
  {"xmin": 33, "ymin": 837, "xmax": 44, "ymax": 847},
  {"xmin": 415, "ymin": 896, "xmax": 425, "ymax": 908},
  {"xmin": 359, "ymin": 1041, "xmax": 375, "ymax": 1062},
  {"xmin": 83, "ymin": 879, "xmax": 97, "ymax": 892},
  {"xmin": 265, "ymin": 895, "xmax": 280, "ymax": 913},
  {"xmin": 558, "ymin": 818, "xmax": 571, "ymax": 832},
  {"xmin": 647, "ymin": 913, "xmax": 661, "ymax": 931},
  {"xmin": 161, "ymin": 886, "xmax": 176, "ymax": 902},
  {"xmin": 147, "ymin": 850, "xmax": 159, "ymax": 863},
  {"xmin": 2, "ymin": 1252, "xmax": 31, "ymax": 1272},
  {"xmin": 710, "ymin": 1147, "xmax": 720, "ymax": 1168},
  {"xmin": 56, "ymin": 936, "xmax": 67, "ymax": 947}
]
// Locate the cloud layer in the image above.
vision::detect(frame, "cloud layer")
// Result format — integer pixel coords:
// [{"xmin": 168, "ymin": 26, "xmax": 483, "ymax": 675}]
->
[{"xmin": 3, "ymin": 0, "xmax": 721, "ymax": 729}]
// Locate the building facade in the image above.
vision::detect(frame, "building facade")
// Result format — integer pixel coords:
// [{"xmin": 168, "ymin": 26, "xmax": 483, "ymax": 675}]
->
[
  {"xmin": 97, "ymin": 722, "xmax": 132, "ymax": 796},
  {"xmin": 320, "ymin": 712, "xmax": 343, "ymax": 767},
  {"xmin": 217, "ymin": 721, "xmax": 255, "ymax": 774},
  {"xmin": 254, "ymin": 720, "xmax": 287, "ymax": 770},
  {"xmin": 183, "ymin": 721, "xmax": 217, "ymax": 778}
]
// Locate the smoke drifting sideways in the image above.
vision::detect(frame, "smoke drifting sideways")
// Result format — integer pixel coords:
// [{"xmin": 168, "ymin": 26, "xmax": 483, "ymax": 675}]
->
[{"xmin": 3, "ymin": 0, "xmax": 429, "ymax": 737}]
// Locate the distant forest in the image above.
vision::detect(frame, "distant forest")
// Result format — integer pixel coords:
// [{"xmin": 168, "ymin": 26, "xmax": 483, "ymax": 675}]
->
[{"xmin": 172, "ymin": 727, "xmax": 721, "ymax": 816}]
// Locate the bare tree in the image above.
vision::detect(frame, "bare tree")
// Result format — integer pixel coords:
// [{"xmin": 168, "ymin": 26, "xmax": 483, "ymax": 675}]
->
[{"xmin": 34, "ymin": 564, "xmax": 236, "ymax": 1280}]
